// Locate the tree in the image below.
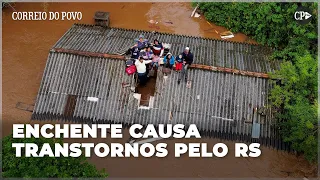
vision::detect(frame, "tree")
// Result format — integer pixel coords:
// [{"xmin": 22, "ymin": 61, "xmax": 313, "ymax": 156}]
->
[
  {"xmin": 1, "ymin": 134, "xmax": 108, "ymax": 178},
  {"xmin": 195, "ymin": 2, "xmax": 318, "ymax": 162},
  {"xmin": 269, "ymin": 53, "xmax": 317, "ymax": 162}
]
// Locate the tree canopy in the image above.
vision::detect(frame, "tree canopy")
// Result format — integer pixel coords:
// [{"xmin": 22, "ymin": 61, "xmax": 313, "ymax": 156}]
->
[
  {"xmin": 196, "ymin": 2, "xmax": 318, "ymax": 162},
  {"xmin": 1, "ymin": 134, "xmax": 108, "ymax": 178}
]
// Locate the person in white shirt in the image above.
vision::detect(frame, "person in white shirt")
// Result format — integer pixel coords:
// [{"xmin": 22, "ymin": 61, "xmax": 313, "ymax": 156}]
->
[{"xmin": 135, "ymin": 56, "xmax": 152, "ymax": 86}]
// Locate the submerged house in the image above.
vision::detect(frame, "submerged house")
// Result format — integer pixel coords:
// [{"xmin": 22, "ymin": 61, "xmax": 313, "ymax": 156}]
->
[{"xmin": 32, "ymin": 24, "xmax": 289, "ymax": 150}]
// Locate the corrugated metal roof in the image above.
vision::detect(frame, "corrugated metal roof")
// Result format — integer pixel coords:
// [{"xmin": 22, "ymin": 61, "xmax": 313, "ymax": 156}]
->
[
  {"xmin": 32, "ymin": 52, "xmax": 136, "ymax": 123},
  {"xmin": 33, "ymin": 52, "xmax": 273, "ymax": 137},
  {"xmin": 32, "ymin": 24, "xmax": 290, "ymax": 150},
  {"xmin": 53, "ymin": 24, "xmax": 280, "ymax": 73}
]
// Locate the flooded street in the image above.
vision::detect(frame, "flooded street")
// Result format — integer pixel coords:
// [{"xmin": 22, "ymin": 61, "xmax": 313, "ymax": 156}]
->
[{"xmin": 2, "ymin": 2, "xmax": 316, "ymax": 178}]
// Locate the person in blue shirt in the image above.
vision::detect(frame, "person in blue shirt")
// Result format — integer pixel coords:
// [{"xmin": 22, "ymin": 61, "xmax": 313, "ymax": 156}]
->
[
  {"xmin": 132, "ymin": 34, "xmax": 149, "ymax": 50},
  {"xmin": 163, "ymin": 52, "xmax": 175, "ymax": 69}
]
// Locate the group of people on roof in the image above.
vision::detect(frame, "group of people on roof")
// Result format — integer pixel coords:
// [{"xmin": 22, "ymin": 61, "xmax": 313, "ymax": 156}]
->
[{"xmin": 127, "ymin": 34, "xmax": 194, "ymax": 86}]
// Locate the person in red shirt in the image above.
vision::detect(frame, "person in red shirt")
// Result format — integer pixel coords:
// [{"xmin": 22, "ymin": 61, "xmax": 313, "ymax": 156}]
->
[
  {"xmin": 152, "ymin": 39, "xmax": 164, "ymax": 57},
  {"xmin": 178, "ymin": 47, "xmax": 194, "ymax": 84}
]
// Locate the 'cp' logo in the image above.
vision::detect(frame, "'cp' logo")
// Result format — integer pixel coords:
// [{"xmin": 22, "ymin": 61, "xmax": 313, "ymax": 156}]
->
[
  {"xmin": 294, "ymin": 11, "xmax": 312, "ymax": 20},
  {"xmin": 294, "ymin": 6, "xmax": 313, "ymax": 25}
]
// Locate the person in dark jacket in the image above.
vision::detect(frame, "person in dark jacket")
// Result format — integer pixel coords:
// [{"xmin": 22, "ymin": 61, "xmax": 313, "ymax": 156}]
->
[
  {"xmin": 130, "ymin": 46, "xmax": 140, "ymax": 60},
  {"xmin": 152, "ymin": 39, "xmax": 164, "ymax": 56},
  {"xmin": 178, "ymin": 47, "xmax": 193, "ymax": 84}
]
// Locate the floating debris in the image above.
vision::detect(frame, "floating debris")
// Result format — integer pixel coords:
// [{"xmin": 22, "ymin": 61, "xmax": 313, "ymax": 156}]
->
[
  {"xmin": 194, "ymin": 13, "xmax": 201, "ymax": 18},
  {"xmin": 165, "ymin": 21, "xmax": 173, "ymax": 24},
  {"xmin": 148, "ymin": 20, "xmax": 158, "ymax": 24},
  {"xmin": 206, "ymin": 21, "xmax": 213, "ymax": 27},
  {"xmin": 220, "ymin": 31, "xmax": 234, "ymax": 39},
  {"xmin": 191, "ymin": 4, "xmax": 199, "ymax": 17}
]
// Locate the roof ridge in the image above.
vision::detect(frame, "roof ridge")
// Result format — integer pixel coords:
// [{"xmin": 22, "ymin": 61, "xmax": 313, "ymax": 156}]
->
[
  {"xmin": 49, "ymin": 49, "xmax": 272, "ymax": 79},
  {"xmin": 72, "ymin": 23, "xmax": 266, "ymax": 48}
]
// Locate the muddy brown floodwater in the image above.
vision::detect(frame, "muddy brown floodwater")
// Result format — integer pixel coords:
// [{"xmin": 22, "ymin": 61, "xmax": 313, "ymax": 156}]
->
[{"xmin": 2, "ymin": 2, "xmax": 317, "ymax": 178}]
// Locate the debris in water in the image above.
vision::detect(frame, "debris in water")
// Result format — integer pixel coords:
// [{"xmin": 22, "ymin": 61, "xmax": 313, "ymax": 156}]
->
[
  {"xmin": 148, "ymin": 20, "xmax": 158, "ymax": 24},
  {"xmin": 16, "ymin": 102, "xmax": 34, "ymax": 112},
  {"xmin": 165, "ymin": 21, "xmax": 173, "ymax": 24},
  {"xmin": 220, "ymin": 31, "xmax": 234, "ymax": 39},
  {"xmin": 194, "ymin": 13, "xmax": 200, "ymax": 18},
  {"xmin": 191, "ymin": 4, "xmax": 199, "ymax": 17}
]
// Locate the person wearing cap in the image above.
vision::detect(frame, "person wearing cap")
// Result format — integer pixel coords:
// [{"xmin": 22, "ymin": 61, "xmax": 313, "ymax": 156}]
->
[
  {"xmin": 152, "ymin": 39, "xmax": 164, "ymax": 57},
  {"xmin": 132, "ymin": 34, "xmax": 149, "ymax": 50},
  {"xmin": 135, "ymin": 56, "xmax": 152, "ymax": 86},
  {"xmin": 178, "ymin": 47, "xmax": 194, "ymax": 84},
  {"xmin": 163, "ymin": 52, "xmax": 175, "ymax": 69}
]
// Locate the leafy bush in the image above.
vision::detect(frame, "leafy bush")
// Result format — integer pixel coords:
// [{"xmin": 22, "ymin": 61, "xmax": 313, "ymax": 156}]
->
[
  {"xmin": 196, "ymin": 2, "xmax": 318, "ymax": 162},
  {"xmin": 196, "ymin": 2, "xmax": 317, "ymax": 50},
  {"xmin": 269, "ymin": 52, "xmax": 317, "ymax": 162},
  {"xmin": 1, "ymin": 134, "xmax": 108, "ymax": 178}
]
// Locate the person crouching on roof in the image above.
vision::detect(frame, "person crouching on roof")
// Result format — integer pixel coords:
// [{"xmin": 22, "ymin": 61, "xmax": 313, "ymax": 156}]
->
[
  {"xmin": 151, "ymin": 54, "xmax": 160, "ymax": 69},
  {"xmin": 178, "ymin": 47, "xmax": 193, "ymax": 84},
  {"xmin": 141, "ymin": 46, "xmax": 154, "ymax": 75},
  {"xmin": 163, "ymin": 52, "xmax": 175, "ymax": 69},
  {"xmin": 135, "ymin": 56, "xmax": 152, "ymax": 86},
  {"xmin": 131, "ymin": 34, "xmax": 149, "ymax": 50},
  {"xmin": 129, "ymin": 46, "xmax": 140, "ymax": 61},
  {"xmin": 152, "ymin": 39, "xmax": 164, "ymax": 57},
  {"xmin": 142, "ymin": 46, "xmax": 154, "ymax": 60}
]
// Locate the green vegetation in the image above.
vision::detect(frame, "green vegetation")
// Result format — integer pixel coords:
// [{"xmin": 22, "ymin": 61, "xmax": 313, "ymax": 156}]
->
[
  {"xmin": 2, "ymin": 134, "xmax": 108, "ymax": 178},
  {"xmin": 195, "ymin": 2, "xmax": 318, "ymax": 162}
]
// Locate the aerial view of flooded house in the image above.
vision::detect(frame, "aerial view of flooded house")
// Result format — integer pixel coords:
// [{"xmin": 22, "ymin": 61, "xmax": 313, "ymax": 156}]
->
[{"xmin": 31, "ymin": 15, "xmax": 288, "ymax": 150}]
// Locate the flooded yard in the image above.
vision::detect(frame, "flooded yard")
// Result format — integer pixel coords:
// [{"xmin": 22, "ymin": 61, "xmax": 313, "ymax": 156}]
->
[{"xmin": 2, "ymin": 2, "xmax": 317, "ymax": 178}]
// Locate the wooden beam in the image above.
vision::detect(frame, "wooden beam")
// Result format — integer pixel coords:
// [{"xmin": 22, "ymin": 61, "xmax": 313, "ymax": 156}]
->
[
  {"xmin": 189, "ymin": 64, "xmax": 270, "ymax": 79},
  {"xmin": 52, "ymin": 48, "xmax": 126, "ymax": 60},
  {"xmin": 51, "ymin": 48, "xmax": 270, "ymax": 79}
]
